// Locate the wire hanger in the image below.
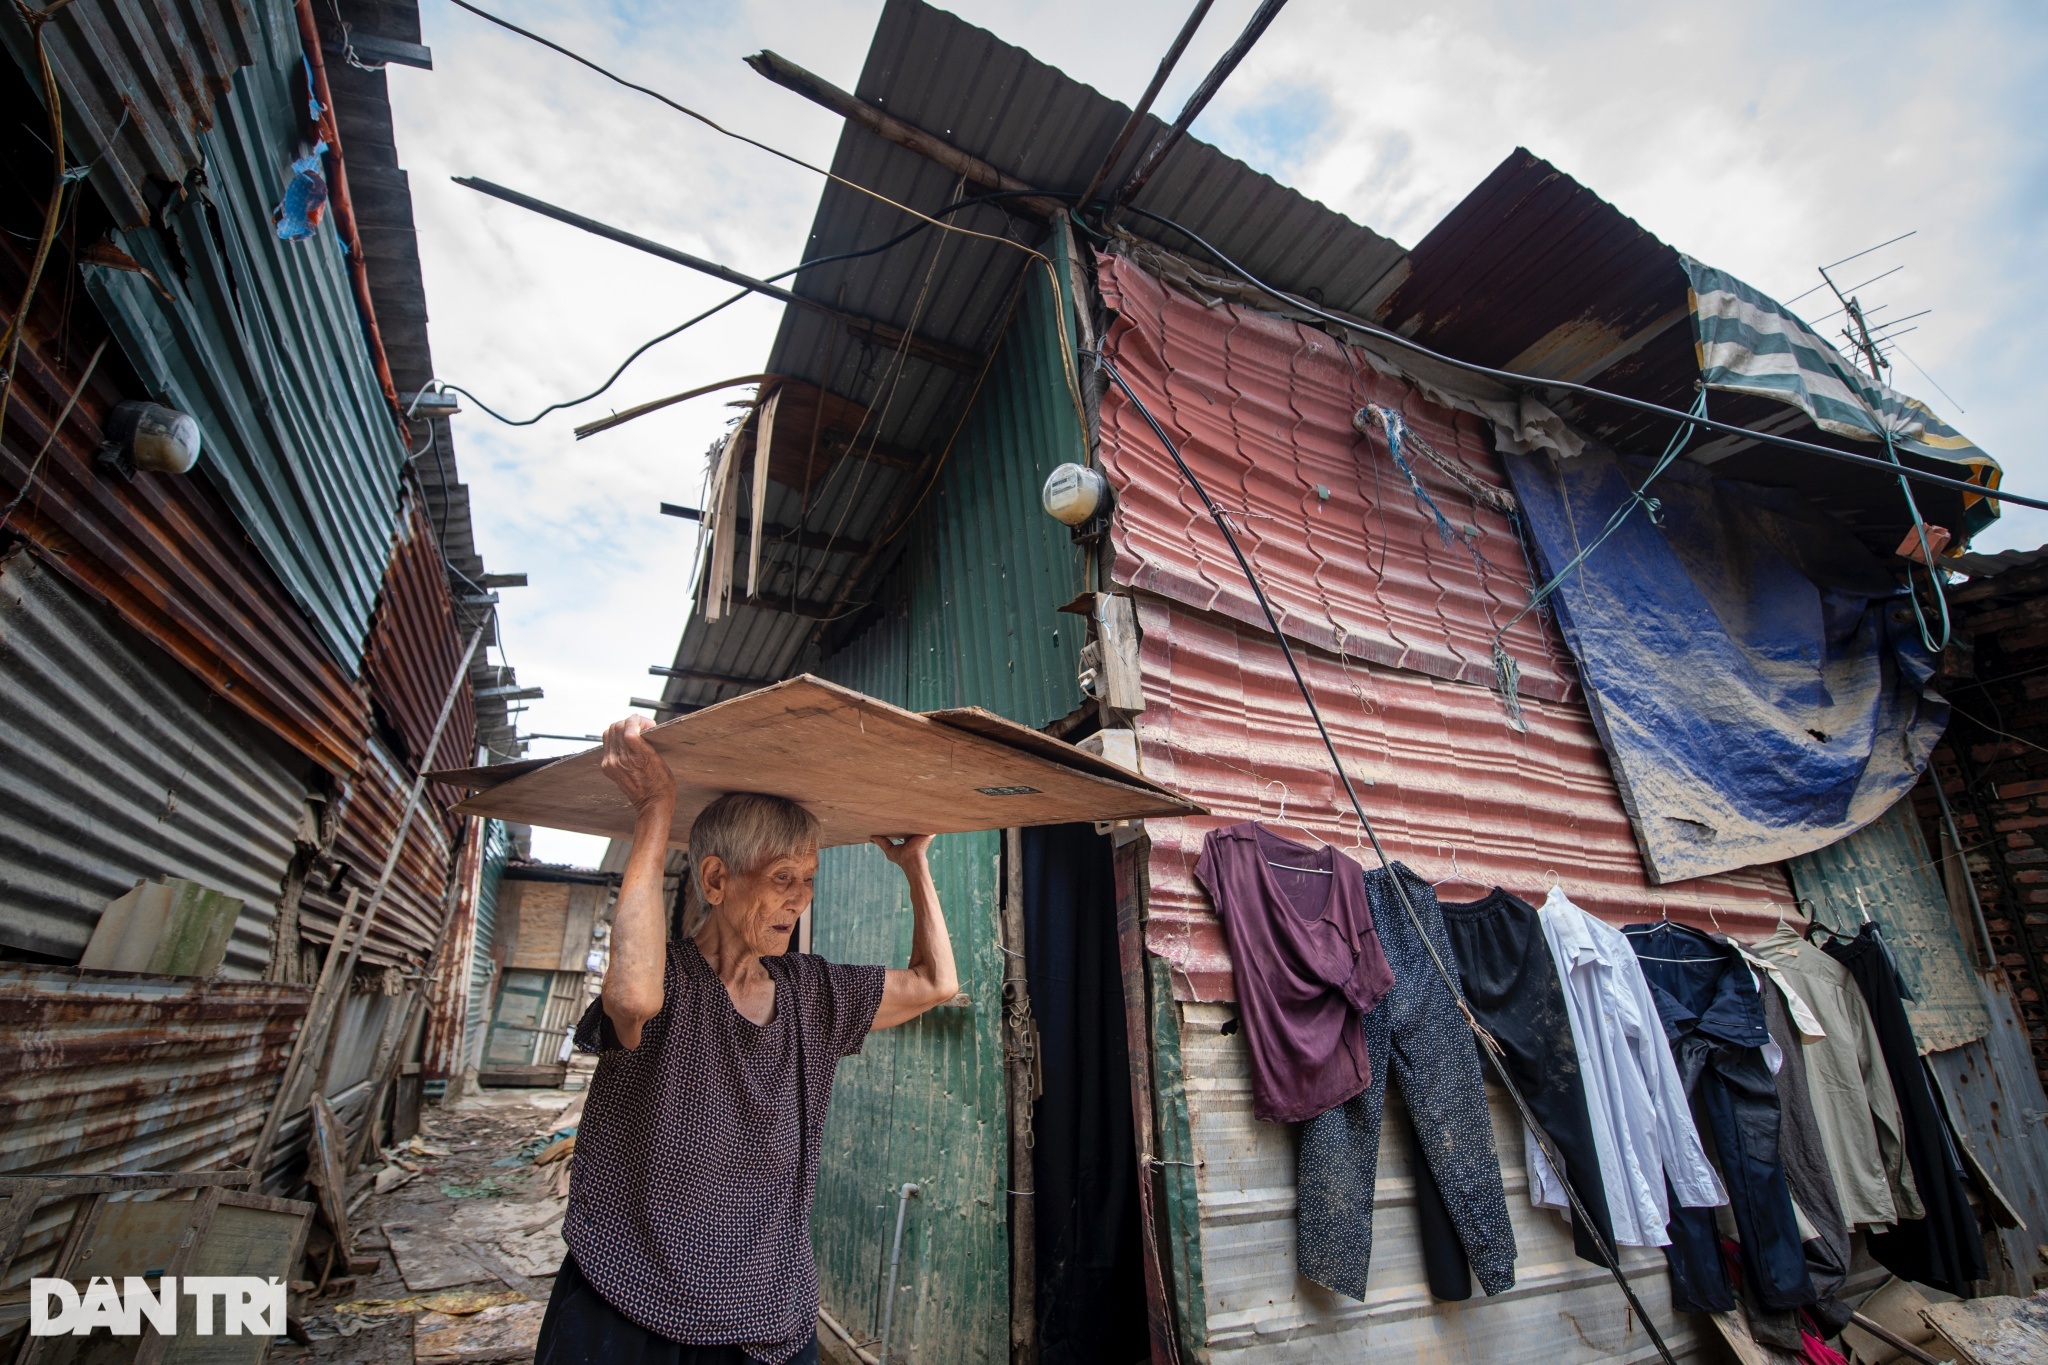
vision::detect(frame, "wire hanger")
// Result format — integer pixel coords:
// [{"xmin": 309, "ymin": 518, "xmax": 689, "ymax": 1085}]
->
[
  {"xmin": 1432, "ymin": 847, "xmax": 1472, "ymax": 888},
  {"xmin": 1262, "ymin": 780, "xmax": 1332, "ymax": 874},
  {"xmin": 1623, "ymin": 904, "xmax": 1704, "ymax": 962}
]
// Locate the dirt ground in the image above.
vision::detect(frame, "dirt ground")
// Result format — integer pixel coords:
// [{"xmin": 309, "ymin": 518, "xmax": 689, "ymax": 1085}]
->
[{"xmin": 272, "ymin": 1089, "xmax": 584, "ymax": 1365}]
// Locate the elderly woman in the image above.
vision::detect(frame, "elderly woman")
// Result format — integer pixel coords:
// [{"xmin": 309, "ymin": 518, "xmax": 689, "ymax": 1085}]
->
[{"xmin": 534, "ymin": 715, "xmax": 960, "ymax": 1365}]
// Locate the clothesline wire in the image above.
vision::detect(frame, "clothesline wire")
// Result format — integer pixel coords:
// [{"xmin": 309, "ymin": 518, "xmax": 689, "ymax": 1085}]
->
[{"xmin": 1095, "ymin": 352, "xmax": 1682, "ymax": 1365}]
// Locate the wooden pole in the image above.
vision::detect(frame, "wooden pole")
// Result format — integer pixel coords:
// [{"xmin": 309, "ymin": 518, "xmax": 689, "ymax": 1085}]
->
[
  {"xmin": 251, "ymin": 622, "xmax": 487, "ymax": 1176},
  {"xmin": 1000, "ymin": 829, "xmax": 1037, "ymax": 1365}
]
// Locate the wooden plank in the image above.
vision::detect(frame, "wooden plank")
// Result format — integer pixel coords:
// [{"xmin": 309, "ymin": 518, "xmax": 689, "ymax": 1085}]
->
[
  {"xmin": 1113, "ymin": 838, "xmax": 1181, "ymax": 1365},
  {"xmin": 451, "ymin": 676, "xmax": 1202, "ymax": 845},
  {"xmin": 309, "ymin": 1095, "xmax": 354, "ymax": 1258},
  {"xmin": 1922, "ymin": 1293, "xmax": 2048, "ymax": 1365},
  {"xmin": 0, "ymin": 1173, "xmax": 252, "ymax": 1195},
  {"xmin": 926, "ymin": 706, "xmax": 1167, "ymax": 790},
  {"xmin": 132, "ymin": 1186, "xmax": 221, "ymax": 1365}
]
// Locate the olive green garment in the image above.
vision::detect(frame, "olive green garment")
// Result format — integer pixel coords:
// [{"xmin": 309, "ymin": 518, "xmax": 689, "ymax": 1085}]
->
[{"xmin": 1755, "ymin": 925, "xmax": 1922, "ymax": 1229}]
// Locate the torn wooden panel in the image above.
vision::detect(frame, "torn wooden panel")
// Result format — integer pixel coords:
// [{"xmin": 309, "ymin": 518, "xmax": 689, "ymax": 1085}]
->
[{"xmin": 446, "ymin": 676, "xmax": 1202, "ymax": 846}]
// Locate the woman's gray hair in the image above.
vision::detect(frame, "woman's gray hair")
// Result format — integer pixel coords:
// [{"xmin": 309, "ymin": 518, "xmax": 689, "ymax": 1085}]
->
[{"xmin": 681, "ymin": 791, "xmax": 821, "ymax": 935}]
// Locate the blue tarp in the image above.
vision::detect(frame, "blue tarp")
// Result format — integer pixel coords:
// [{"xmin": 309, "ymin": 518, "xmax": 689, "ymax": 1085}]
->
[{"xmin": 1501, "ymin": 449, "xmax": 1947, "ymax": 885}]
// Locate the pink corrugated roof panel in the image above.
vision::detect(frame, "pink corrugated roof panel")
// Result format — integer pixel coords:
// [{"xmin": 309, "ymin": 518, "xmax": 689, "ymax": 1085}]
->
[
  {"xmin": 1134, "ymin": 598, "xmax": 1792, "ymax": 1001},
  {"xmin": 1091, "ymin": 255, "xmax": 1791, "ymax": 1002},
  {"xmin": 1097, "ymin": 252, "xmax": 1577, "ymax": 704}
]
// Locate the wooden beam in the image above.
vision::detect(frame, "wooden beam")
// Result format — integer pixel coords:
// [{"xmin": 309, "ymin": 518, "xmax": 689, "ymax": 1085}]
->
[
  {"xmin": 647, "ymin": 666, "xmax": 777, "ymax": 689},
  {"xmin": 746, "ymin": 52, "xmax": 1065, "ymax": 220},
  {"xmin": 659, "ymin": 504, "xmax": 872, "ymax": 558}
]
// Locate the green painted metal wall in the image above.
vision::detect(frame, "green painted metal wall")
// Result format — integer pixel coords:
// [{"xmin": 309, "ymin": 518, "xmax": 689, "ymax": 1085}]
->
[
  {"xmin": 83, "ymin": 0, "xmax": 405, "ymax": 673},
  {"xmin": 809, "ymin": 248, "xmax": 1087, "ymax": 1364}
]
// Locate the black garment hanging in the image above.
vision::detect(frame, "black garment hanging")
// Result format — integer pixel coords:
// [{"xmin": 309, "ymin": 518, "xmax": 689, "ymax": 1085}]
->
[
  {"xmin": 1823, "ymin": 922, "xmax": 1988, "ymax": 1295},
  {"xmin": 1296, "ymin": 866, "xmax": 1515, "ymax": 1302},
  {"xmin": 1439, "ymin": 887, "xmax": 1617, "ymax": 1270},
  {"xmin": 1759, "ymin": 982, "xmax": 1853, "ymax": 1332}
]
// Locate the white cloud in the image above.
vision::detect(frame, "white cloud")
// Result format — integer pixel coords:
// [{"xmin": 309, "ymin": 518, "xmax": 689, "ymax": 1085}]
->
[{"xmin": 384, "ymin": 0, "xmax": 2046, "ymax": 861}]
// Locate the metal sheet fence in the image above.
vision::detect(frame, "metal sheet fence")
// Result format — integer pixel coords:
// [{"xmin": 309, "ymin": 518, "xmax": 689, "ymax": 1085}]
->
[
  {"xmin": 0, "ymin": 548, "xmax": 310, "ymax": 978},
  {"xmin": 0, "ymin": 966, "xmax": 309, "ymax": 1288}
]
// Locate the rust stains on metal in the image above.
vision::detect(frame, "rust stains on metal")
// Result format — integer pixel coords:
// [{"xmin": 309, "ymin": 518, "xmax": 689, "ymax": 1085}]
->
[
  {"xmin": 301, "ymin": 732, "xmax": 460, "ymax": 970},
  {"xmin": 365, "ymin": 495, "xmax": 480, "ymax": 799},
  {"xmin": 0, "ymin": 966, "xmax": 310, "ymax": 1285},
  {"xmin": 1096, "ymin": 253, "xmax": 1577, "ymax": 704},
  {"xmin": 0, "ymin": 0, "xmax": 261, "ymax": 228},
  {"xmin": 1093, "ymin": 252, "xmax": 1790, "ymax": 1002},
  {"xmin": 1132, "ymin": 598, "xmax": 1792, "ymax": 1001},
  {"xmin": 420, "ymin": 816, "xmax": 486, "ymax": 1080},
  {"xmin": 0, "ymin": 232, "xmax": 371, "ymax": 777}
]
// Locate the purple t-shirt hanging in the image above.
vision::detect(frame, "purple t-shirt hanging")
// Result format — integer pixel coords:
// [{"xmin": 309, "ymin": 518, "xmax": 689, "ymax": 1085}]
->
[{"xmin": 1194, "ymin": 822, "xmax": 1395, "ymax": 1123}]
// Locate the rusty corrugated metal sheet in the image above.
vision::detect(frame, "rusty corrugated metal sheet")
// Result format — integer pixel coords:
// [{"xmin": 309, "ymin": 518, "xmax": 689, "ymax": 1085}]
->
[
  {"xmin": 0, "ymin": 0, "xmax": 262, "ymax": 231},
  {"xmin": 1129, "ymin": 553, "xmax": 1790, "ymax": 1004},
  {"xmin": 1098, "ymin": 252, "xmax": 1578, "ymax": 705},
  {"xmin": 1370, "ymin": 148, "xmax": 1982, "ymax": 552},
  {"xmin": 299, "ymin": 732, "xmax": 457, "ymax": 969},
  {"xmin": 364, "ymin": 494, "xmax": 479, "ymax": 801},
  {"xmin": 421, "ymin": 816, "xmax": 486, "ymax": 1080},
  {"xmin": 0, "ymin": 197, "xmax": 370, "ymax": 778},
  {"xmin": 0, "ymin": 965, "xmax": 308, "ymax": 1287},
  {"xmin": 0, "ymin": 548, "xmax": 311, "ymax": 979}
]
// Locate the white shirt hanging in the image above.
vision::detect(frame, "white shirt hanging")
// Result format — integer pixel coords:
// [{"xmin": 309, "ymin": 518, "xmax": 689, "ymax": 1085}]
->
[{"xmin": 1525, "ymin": 887, "xmax": 1727, "ymax": 1246}]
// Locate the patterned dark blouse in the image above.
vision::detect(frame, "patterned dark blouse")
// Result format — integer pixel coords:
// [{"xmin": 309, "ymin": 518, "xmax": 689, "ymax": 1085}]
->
[{"xmin": 566, "ymin": 936, "xmax": 888, "ymax": 1364}]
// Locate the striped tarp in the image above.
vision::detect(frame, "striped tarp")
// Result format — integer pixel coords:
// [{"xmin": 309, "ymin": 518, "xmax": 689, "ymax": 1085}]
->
[{"xmin": 1683, "ymin": 258, "xmax": 2000, "ymax": 510}]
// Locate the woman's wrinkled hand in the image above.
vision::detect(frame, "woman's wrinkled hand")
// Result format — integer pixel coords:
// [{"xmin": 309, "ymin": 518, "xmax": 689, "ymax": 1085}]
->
[
  {"xmin": 870, "ymin": 833, "xmax": 933, "ymax": 869},
  {"xmin": 601, "ymin": 714, "xmax": 675, "ymax": 814}
]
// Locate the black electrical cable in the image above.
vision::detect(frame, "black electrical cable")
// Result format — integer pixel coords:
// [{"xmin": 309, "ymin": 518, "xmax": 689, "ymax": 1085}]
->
[
  {"xmin": 1096, "ymin": 350, "xmax": 1684, "ymax": 1365},
  {"xmin": 444, "ymin": 191, "xmax": 1042, "ymax": 427},
  {"xmin": 1104, "ymin": 202, "xmax": 2041, "ymax": 517}
]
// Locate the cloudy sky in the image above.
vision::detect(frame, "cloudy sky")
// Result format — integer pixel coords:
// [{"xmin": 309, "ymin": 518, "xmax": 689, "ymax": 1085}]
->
[{"xmin": 384, "ymin": 0, "xmax": 2048, "ymax": 863}]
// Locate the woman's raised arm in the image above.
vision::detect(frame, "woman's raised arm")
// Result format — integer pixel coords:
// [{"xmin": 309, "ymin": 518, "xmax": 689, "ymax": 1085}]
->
[
  {"xmin": 600, "ymin": 715, "xmax": 675, "ymax": 1049},
  {"xmin": 869, "ymin": 834, "xmax": 959, "ymax": 1030}
]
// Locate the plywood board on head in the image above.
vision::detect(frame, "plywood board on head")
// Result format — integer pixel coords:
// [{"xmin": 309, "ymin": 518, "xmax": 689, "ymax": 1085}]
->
[{"xmin": 450, "ymin": 676, "xmax": 1202, "ymax": 846}]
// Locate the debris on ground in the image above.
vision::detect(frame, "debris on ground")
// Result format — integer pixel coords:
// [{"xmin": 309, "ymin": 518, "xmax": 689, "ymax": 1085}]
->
[
  {"xmin": 336, "ymin": 1290, "xmax": 529, "ymax": 1320},
  {"xmin": 415, "ymin": 1301, "xmax": 548, "ymax": 1365},
  {"xmin": 271, "ymin": 1091, "xmax": 581, "ymax": 1365}
]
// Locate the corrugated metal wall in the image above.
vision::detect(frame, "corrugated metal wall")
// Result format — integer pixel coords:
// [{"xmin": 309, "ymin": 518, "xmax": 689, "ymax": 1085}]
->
[
  {"xmin": 0, "ymin": 548, "xmax": 310, "ymax": 978},
  {"xmin": 1786, "ymin": 798, "xmax": 1991, "ymax": 1053},
  {"xmin": 808, "ymin": 255, "xmax": 1086, "ymax": 1365},
  {"xmin": 1096, "ymin": 254, "xmax": 1789, "ymax": 1359},
  {"xmin": 0, "ymin": 0, "xmax": 260, "ymax": 231},
  {"xmin": 81, "ymin": 0, "xmax": 404, "ymax": 673},
  {"xmin": 0, "ymin": 965, "xmax": 309, "ymax": 1288},
  {"xmin": 422, "ymin": 817, "xmax": 487, "ymax": 1080},
  {"xmin": 0, "ymin": 184, "xmax": 372, "ymax": 780},
  {"xmin": 298, "ymin": 733, "xmax": 458, "ymax": 969},
  {"xmin": 364, "ymin": 495, "xmax": 479, "ymax": 792},
  {"xmin": 464, "ymin": 820, "xmax": 512, "ymax": 1074}
]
